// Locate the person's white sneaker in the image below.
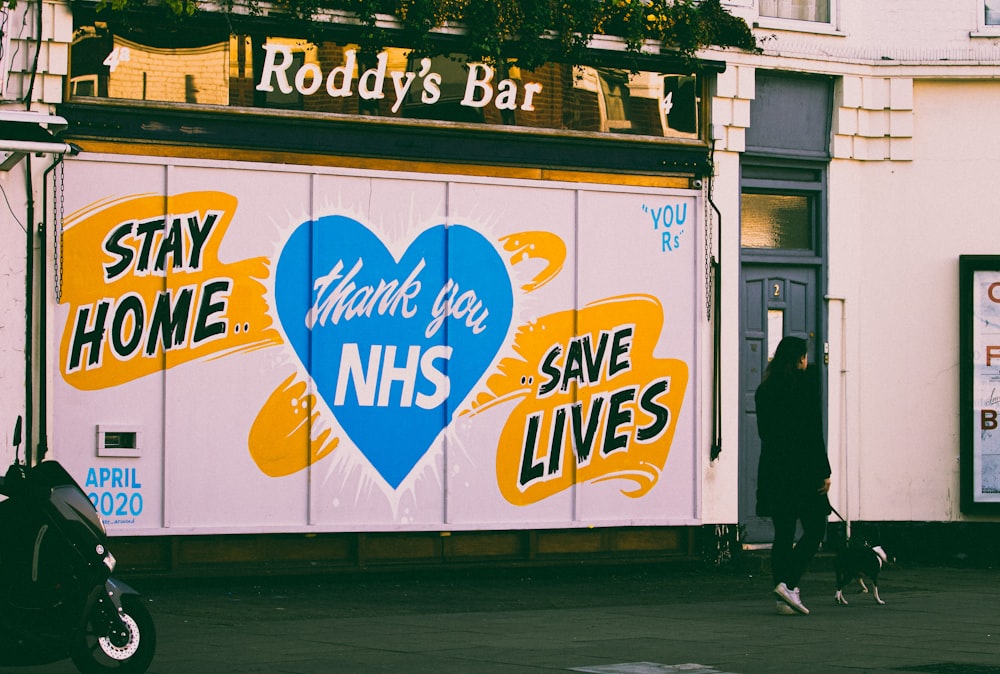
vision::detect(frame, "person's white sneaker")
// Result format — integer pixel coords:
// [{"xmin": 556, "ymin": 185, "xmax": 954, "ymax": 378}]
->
[
  {"xmin": 775, "ymin": 600, "xmax": 797, "ymax": 615},
  {"xmin": 792, "ymin": 587, "xmax": 805, "ymax": 607},
  {"xmin": 773, "ymin": 582, "xmax": 810, "ymax": 615}
]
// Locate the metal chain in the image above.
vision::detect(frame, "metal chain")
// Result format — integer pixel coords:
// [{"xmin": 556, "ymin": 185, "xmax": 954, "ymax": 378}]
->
[
  {"xmin": 54, "ymin": 161, "xmax": 64, "ymax": 303},
  {"xmin": 703, "ymin": 174, "xmax": 714, "ymax": 322}
]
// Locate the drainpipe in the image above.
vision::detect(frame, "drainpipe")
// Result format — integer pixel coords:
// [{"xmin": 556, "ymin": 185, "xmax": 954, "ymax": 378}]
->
[
  {"xmin": 24, "ymin": 154, "xmax": 34, "ymax": 466},
  {"xmin": 16, "ymin": 142, "xmax": 77, "ymax": 467},
  {"xmin": 705, "ymin": 141, "xmax": 723, "ymax": 463},
  {"xmin": 38, "ymin": 149, "xmax": 77, "ymax": 462},
  {"xmin": 825, "ymin": 295, "xmax": 849, "ymax": 539}
]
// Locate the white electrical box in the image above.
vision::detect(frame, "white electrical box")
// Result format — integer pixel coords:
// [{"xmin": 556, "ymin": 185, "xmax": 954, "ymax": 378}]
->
[{"xmin": 96, "ymin": 425, "xmax": 141, "ymax": 458}]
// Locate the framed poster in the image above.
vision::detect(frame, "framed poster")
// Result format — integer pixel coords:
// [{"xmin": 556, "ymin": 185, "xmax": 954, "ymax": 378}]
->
[{"xmin": 960, "ymin": 255, "xmax": 1000, "ymax": 513}]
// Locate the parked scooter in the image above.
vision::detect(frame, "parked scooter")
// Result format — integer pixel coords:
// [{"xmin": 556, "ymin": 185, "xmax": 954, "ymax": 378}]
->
[{"xmin": 0, "ymin": 417, "xmax": 155, "ymax": 673}]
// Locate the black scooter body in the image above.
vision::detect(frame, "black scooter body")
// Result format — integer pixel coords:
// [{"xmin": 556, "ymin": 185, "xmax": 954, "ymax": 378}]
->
[{"xmin": 0, "ymin": 420, "xmax": 155, "ymax": 672}]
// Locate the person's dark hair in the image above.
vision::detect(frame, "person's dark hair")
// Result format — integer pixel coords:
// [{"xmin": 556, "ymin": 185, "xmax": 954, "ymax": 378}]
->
[{"xmin": 763, "ymin": 336, "xmax": 808, "ymax": 382}]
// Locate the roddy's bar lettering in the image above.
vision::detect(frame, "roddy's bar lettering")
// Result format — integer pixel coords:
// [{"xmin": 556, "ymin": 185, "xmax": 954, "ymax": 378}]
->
[{"xmin": 255, "ymin": 46, "xmax": 543, "ymax": 113}]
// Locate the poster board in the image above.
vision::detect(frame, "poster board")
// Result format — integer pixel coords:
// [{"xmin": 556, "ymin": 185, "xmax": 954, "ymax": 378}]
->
[
  {"xmin": 960, "ymin": 255, "xmax": 1000, "ymax": 514},
  {"xmin": 52, "ymin": 155, "xmax": 702, "ymax": 534}
]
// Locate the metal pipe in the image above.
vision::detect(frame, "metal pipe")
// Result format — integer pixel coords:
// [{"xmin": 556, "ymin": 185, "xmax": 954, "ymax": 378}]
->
[
  {"xmin": 19, "ymin": 139, "xmax": 76, "ymax": 465},
  {"xmin": 825, "ymin": 295, "xmax": 849, "ymax": 539},
  {"xmin": 23, "ymin": 154, "xmax": 34, "ymax": 466},
  {"xmin": 39, "ymin": 152, "xmax": 69, "ymax": 462},
  {"xmin": 0, "ymin": 140, "xmax": 76, "ymax": 154}
]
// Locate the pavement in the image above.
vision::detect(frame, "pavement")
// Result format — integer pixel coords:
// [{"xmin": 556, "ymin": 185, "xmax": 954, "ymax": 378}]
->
[{"xmin": 2, "ymin": 557, "xmax": 999, "ymax": 674}]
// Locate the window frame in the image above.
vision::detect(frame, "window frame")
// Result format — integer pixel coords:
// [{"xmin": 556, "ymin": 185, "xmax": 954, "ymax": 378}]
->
[
  {"xmin": 974, "ymin": 0, "xmax": 1000, "ymax": 36},
  {"xmin": 748, "ymin": 0, "xmax": 842, "ymax": 36},
  {"xmin": 740, "ymin": 190, "xmax": 816, "ymax": 253},
  {"xmin": 739, "ymin": 159, "xmax": 827, "ymax": 266}
]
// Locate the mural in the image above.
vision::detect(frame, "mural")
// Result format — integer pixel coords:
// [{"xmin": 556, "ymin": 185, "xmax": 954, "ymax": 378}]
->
[
  {"xmin": 270, "ymin": 216, "xmax": 514, "ymax": 488},
  {"xmin": 53, "ymin": 158, "xmax": 699, "ymax": 533},
  {"xmin": 61, "ymin": 191, "xmax": 279, "ymax": 389}
]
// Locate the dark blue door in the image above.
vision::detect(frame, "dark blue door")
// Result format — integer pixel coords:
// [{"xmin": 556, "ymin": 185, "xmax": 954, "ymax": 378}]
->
[{"xmin": 739, "ymin": 265, "xmax": 818, "ymax": 544}]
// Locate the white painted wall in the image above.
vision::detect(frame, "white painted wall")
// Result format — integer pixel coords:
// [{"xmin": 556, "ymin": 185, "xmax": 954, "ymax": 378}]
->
[
  {"xmin": 700, "ymin": 150, "xmax": 743, "ymax": 525},
  {"xmin": 711, "ymin": 1, "xmax": 1000, "ymax": 525},
  {"xmin": 832, "ymin": 80, "xmax": 1000, "ymax": 522},
  {"xmin": 728, "ymin": 0, "xmax": 998, "ymax": 59},
  {"xmin": 0, "ymin": 166, "xmax": 28, "ymax": 460},
  {"xmin": 2, "ymin": 0, "xmax": 998, "ymax": 528},
  {"xmin": 0, "ymin": 0, "xmax": 72, "ymax": 463}
]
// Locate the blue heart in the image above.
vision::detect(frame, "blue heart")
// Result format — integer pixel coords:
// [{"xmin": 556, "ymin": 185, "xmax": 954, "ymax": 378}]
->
[{"xmin": 275, "ymin": 215, "xmax": 513, "ymax": 488}]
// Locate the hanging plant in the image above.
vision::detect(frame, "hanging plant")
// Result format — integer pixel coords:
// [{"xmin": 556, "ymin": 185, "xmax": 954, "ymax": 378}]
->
[{"xmin": 90, "ymin": 0, "xmax": 759, "ymax": 68}]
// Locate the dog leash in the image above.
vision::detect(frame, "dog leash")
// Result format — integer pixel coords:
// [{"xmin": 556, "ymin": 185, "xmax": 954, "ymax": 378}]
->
[{"xmin": 829, "ymin": 502, "xmax": 847, "ymax": 523}]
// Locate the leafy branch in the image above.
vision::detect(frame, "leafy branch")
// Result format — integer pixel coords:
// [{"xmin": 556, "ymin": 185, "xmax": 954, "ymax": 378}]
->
[{"xmin": 90, "ymin": 0, "xmax": 759, "ymax": 69}]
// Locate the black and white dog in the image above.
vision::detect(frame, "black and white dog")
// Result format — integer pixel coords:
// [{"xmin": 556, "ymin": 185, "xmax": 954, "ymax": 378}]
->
[{"xmin": 834, "ymin": 540, "xmax": 895, "ymax": 605}]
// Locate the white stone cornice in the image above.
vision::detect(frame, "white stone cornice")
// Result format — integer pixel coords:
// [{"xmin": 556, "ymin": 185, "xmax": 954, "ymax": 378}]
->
[
  {"xmin": 701, "ymin": 46, "xmax": 1000, "ymax": 79},
  {"xmin": 831, "ymin": 75, "xmax": 913, "ymax": 161},
  {"xmin": 710, "ymin": 63, "xmax": 754, "ymax": 153},
  {"xmin": 706, "ymin": 57, "xmax": 915, "ymax": 162}
]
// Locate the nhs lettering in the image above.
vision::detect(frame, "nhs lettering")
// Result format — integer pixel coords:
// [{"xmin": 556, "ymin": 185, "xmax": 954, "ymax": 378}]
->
[{"xmin": 274, "ymin": 215, "xmax": 514, "ymax": 488}]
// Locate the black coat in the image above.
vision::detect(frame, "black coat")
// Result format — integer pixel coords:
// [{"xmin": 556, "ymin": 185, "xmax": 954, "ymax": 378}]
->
[{"xmin": 754, "ymin": 368, "xmax": 831, "ymax": 517}]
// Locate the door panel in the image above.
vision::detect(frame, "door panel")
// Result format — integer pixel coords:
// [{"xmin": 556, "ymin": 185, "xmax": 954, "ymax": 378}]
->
[{"xmin": 739, "ymin": 266, "xmax": 818, "ymax": 543}]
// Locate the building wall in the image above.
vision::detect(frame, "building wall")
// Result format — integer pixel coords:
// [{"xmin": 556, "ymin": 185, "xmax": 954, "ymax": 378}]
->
[
  {"xmin": 837, "ymin": 80, "xmax": 1000, "ymax": 522},
  {"xmin": 713, "ymin": 0, "xmax": 1000, "ymax": 526},
  {"xmin": 107, "ymin": 37, "xmax": 229, "ymax": 105},
  {"xmin": 0, "ymin": 171, "xmax": 27, "ymax": 457},
  {"xmin": 3, "ymin": 1, "xmax": 1000, "ymax": 544},
  {"xmin": 2, "ymin": 1, "xmax": 70, "ymax": 106},
  {"xmin": 0, "ymin": 0, "xmax": 72, "ymax": 462},
  {"xmin": 699, "ymin": 149, "xmax": 743, "ymax": 527}
]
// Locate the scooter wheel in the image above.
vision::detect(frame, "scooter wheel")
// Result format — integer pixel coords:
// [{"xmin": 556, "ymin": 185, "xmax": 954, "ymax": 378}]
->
[{"xmin": 71, "ymin": 594, "xmax": 156, "ymax": 674}]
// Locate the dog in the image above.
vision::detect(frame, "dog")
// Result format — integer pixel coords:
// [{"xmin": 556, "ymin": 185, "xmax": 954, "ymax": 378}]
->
[{"xmin": 834, "ymin": 540, "xmax": 894, "ymax": 605}]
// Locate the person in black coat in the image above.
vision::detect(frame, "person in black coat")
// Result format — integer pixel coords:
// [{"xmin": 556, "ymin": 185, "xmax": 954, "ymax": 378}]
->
[{"xmin": 755, "ymin": 336, "xmax": 831, "ymax": 615}]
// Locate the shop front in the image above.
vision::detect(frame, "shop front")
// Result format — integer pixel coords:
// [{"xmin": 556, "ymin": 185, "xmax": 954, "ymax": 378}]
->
[{"xmin": 48, "ymin": 7, "xmax": 725, "ymax": 574}]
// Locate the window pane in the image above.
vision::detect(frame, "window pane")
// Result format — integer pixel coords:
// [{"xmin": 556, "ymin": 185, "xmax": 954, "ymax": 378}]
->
[
  {"xmin": 69, "ymin": 18, "xmax": 704, "ymax": 140},
  {"xmin": 741, "ymin": 193, "xmax": 812, "ymax": 249},
  {"xmin": 760, "ymin": 0, "xmax": 830, "ymax": 23},
  {"xmin": 988, "ymin": 1, "xmax": 1000, "ymax": 25},
  {"xmin": 768, "ymin": 309, "xmax": 784, "ymax": 359}
]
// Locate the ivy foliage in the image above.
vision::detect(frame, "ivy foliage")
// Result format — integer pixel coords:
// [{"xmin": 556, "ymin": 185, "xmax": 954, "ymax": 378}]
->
[{"xmin": 92, "ymin": 0, "xmax": 759, "ymax": 69}]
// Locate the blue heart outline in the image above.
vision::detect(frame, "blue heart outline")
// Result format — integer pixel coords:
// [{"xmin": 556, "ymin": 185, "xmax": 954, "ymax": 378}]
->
[{"xmin": 275, "ymin": 215, "xmax": 513, "ymax": 487}]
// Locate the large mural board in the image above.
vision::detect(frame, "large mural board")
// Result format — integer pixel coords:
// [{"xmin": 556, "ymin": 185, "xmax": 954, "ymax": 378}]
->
[{"xmin": 52, "ymin": 155, "xmax": 701, "ymax": 533}]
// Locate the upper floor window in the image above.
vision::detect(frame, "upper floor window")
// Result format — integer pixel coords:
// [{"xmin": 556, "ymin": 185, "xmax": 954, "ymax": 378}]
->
[
  {"xmin": 973, "ymin": 0, "xmax": 1000, "ymax": 35},
  {"xmin": 987, "ymin": 1, "xmax": 1000, "ymax": 25},
  {"xmin": 759, "ymin": 0, "xmax": 830, "ymax": 23}
]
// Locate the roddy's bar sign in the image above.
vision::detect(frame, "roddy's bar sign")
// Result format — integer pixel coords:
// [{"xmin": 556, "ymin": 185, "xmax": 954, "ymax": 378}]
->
[{"xmin": 256, "ymin": 46, "xmax": 544, "ymax": 113}]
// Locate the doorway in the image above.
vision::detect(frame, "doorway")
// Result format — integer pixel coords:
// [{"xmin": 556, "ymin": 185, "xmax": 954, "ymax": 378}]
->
[
  {"xmin": 738, "ymin": 76, "xmax": 831, "ymax": 545},
  {"xmin": 738, "ymin": 266, "xmax": 819, "ymax": 544}
]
